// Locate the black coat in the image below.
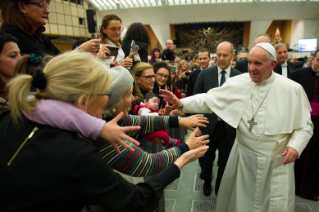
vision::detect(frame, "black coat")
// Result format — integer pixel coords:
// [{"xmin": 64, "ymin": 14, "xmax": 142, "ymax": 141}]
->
[
  {"xmin": 193, "ymin": 65, "xmax": 241, "ymax": 145},
  {"xmin": 276, "ymin": 61, "xmax": 297, "ymax": 78},
  {"xmin": 2, "ymin": 26, "xmax": 60, "ymax": 56},
  {"xmin": 122, "ymin": 40, "xmax": 149, "ymax": 63},
  {"xmin": 0, "ymin": 111, "xmax": 180, "ymax": 212},
  {"xmin": 186, "ymin": 68, "xmax": 202, "ymax": 97}
]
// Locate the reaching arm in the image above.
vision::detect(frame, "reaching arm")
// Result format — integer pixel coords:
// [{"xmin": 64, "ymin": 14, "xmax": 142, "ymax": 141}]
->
[
  {"xmin": 93, "ymin": 138, "xmax": 189, "ymax": 177},
  {"xmin": 24, "ymin": 99, "xmax": 140, "ymax": 153}
]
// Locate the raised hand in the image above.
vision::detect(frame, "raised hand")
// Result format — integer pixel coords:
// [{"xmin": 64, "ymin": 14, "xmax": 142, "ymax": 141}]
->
[
  {"xmin": 163, "ymin": 104, "xmax": 182, "ymax": 116},
  {"xmin": 179, "ymin": 114, "xmax": 209, "ymax": 131},
  {"xmin": 99, "ymin": 112, "xmax": 140, "ymax": 154},
  {"xmin": 185, "ymin": 127, "xmax": 209, "ymax": 150},
  {"xmin": 159, "ymin": 89, "xmax": 181, "ymax": 106}
]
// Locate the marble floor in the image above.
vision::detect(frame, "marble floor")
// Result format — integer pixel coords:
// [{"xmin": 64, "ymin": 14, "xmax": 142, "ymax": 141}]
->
[{"xmin": 163, "ymin": 130, "xmax": 319, "ymax": 212}]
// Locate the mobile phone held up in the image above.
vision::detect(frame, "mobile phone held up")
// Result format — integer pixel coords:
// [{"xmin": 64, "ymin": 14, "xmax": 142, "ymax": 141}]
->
[
  {"xmin": 170, "ymin": 66, "xmax": 177, "ymax": 74},
  {"xmin": 131, "ymin": 40, "xmax": 137, "ymax": 52},
  {"xmin": 105, "ymin": 46, "xmax": 119, "ymax": 57}
]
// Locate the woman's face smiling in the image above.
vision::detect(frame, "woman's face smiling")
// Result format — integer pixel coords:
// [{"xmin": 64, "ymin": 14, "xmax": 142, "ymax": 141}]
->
[
  {"xmin": 155, "ymin": 68, "xmax": 169, "ymax": 86},
  {"xmin": 135, "ymin": 68, "xmax": 155, "ymax": 91},
  {"xmin": 114, "ymin": 85, "xmax": 135, "ymax": 117}
]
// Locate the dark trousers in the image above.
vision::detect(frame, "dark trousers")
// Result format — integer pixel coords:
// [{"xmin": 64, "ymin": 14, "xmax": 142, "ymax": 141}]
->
[{"xmin": 199, "ymin": 123, "xmax": 232, "ymax": 196}]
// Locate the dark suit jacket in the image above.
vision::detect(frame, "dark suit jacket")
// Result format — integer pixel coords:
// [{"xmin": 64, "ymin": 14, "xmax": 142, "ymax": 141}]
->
[
  {"xmin": 186, "ymin": 68, "xmax": 202, "ymax": 97},
  {"xmin": 193, "ymin": 65, "xmax": 241, "ymax": 145},
  {"xmin": 235, "ymin": 58, "xmax": 282, "ymax": 74},
  {"xmin": 122, "ymin": 40, "xmax": 149, "ymax": 63},
  {"xmin": 276, "ymin": 61, "xmax": 297, "ymax": 78}
]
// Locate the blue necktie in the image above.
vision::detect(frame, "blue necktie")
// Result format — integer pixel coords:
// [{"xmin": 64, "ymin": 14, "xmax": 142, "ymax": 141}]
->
[{"xmin": 220, "ymin": 70, "xmax": 226, "ymax": 86}]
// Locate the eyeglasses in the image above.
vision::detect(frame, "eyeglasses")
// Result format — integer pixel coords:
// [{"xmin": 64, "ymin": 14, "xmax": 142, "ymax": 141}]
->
[
  {"xmin": 106, "ymin": 27, "xmax": 124, "ymax": 32},
  {"xmin": 97, "ymin": 92, "xmax": 112, "ymax": 98},
  {"xmin": 26, "ymin": 2, "xmax": 50, "ymax": 10},
  {"xmin": 156, "ymin": 73, "xmax": 169, "ymax": 79},
  {"xmin": 139, "ymin": 74, "xmax": 156, "ymax": 81}
]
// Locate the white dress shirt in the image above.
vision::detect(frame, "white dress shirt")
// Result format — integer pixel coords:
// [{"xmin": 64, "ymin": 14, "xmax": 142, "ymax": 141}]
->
[{"xmin": 217, "ymin": 65, "xmax": 231, "ymax": 86}]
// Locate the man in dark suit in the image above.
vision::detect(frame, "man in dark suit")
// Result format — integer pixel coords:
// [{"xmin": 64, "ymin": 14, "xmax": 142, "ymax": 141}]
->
[
  {"xmin": 291, "ymin": 50, "xmax": 319, "ymax": 202},
  {"xmin": 275, "ymin": 43, "xmax": 297, "ymax": 78},
  {"xmin": 186, "ymin": 48, "xmax": 210, "ymax": 97},
  {"xmin": 235, "ymin": 34, "xmax": 282, "ymax": 74},
  {"xmin": 193, "ymin": 41, "xmax": 241, "ymax": 196}
]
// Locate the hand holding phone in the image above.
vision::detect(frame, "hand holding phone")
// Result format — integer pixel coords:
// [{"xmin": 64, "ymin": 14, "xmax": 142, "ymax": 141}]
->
[
  {"xmin": 131, "ymin": 40, "xmax": 137, "ymax": 52},
  {"xmin": 105, "ymin": 46, "xmax": 119, "ymax": 57}
]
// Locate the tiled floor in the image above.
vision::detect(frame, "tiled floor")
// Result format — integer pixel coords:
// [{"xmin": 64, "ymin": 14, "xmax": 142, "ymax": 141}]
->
[{"xmin": 164, "ymin": 130, "xmax": 319, "ymax": 212}]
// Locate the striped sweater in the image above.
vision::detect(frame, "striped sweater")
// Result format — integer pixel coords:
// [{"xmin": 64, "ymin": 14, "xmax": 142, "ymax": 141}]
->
[{"xmin": 95, "ymin": 115, "xmax": 189, "ymax": 177}]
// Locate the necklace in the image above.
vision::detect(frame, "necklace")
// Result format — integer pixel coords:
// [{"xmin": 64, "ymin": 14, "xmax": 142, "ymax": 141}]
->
[{"xmin": 247, "ymin": 75, "xmax": 275, "ymax": 131}]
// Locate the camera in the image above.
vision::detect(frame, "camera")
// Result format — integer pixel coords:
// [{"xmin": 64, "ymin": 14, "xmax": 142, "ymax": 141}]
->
[{"xmin": 182, "ymin": 49, "xmax": 188, "ymax": 54}]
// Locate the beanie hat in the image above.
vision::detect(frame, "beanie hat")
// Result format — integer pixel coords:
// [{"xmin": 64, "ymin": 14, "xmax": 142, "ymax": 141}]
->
[{"xmin": 106, "ymin": 66, "xmax": 134, "ymax": 108}]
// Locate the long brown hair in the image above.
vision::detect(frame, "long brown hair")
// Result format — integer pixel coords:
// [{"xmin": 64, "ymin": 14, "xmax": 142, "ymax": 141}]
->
[
  {"xmin": 99, "ymin": 13, "xmax": 122, "ymax": 45},
  {"xmin": 0, "ymin": 0, "xmax": 50, "ymax": 32}
]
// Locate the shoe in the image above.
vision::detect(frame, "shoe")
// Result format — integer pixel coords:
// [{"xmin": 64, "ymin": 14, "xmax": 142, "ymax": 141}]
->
[
  {"xmin": 300, "ymin": 196, "xmax": 318, "ymax": 202},
  {"xmin": 203, "ymin": 182, "xmax": 212, "ymax": 196}
]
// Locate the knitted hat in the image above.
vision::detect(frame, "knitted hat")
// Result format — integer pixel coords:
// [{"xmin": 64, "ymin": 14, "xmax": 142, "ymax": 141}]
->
[
  {"xmin": 254, "ymin": 43, "xmax": 276, "ymax": 60},
  {"xmin": 106, "ymin": 66, "xmax": 134, "ymax": 107}
]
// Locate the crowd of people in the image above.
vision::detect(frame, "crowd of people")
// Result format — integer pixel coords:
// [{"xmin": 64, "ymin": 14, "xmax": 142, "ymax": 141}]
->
[{"xmin": 0, "ymin": 0, "xmax": 318, "ymax": 211}]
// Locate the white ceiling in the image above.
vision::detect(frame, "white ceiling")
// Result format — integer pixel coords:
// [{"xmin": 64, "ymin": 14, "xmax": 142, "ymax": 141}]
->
[{"xmin": 90, "ymin": 0, "xmax": 318, "ymax": 10}]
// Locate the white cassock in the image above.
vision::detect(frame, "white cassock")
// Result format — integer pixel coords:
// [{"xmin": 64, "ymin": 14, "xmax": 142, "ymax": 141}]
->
[{"xmin": 181, "ymin": 72, "xmax": 313, "ymax": 212}]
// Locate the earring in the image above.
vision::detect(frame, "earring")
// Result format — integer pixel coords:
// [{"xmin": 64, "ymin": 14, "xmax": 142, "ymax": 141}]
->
[{"xmin": 111, "ymin": 108, "xmax": 116, "ymax": 114}]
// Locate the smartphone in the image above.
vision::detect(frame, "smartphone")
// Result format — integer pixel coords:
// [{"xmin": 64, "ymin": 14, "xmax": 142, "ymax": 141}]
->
[
  {"xmin": 131, "ymin": 40, "xmax": 137, "ymax": 52},
  {"xmin": 170, "ymin": 66, "xmax": 177, "ymax": 74},
  {"xmin": 105, "ymin": 46, "xmax": 119, "ymax": 57},
  {"xmin": 96, "ymin": 25, "xmax": 101, "ymax": 38}
]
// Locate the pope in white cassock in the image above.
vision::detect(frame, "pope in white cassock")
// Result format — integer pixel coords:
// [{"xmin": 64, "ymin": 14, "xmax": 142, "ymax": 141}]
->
[{"xmin": 160, "ymin": 43, "xmax": 313, "ymax": 212}]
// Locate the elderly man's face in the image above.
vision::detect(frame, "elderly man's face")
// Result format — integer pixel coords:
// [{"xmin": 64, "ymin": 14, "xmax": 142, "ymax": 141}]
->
[
  {"xmin": 216, "ymin": 43, "xmax": 234, "ymax": 70},
  {"xmin": 248, "ymin": 47, "xmax": 276, "ymax": 83},
  {"xmin": 238, "ymin": 52, "xmax": 248, "ymax": 61},
  {"xmin": 276, "ymin": 46, "xmax": 288, "ymax": 64}
]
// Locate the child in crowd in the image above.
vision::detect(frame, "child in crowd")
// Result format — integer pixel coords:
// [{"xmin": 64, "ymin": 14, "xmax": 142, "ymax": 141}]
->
[{"xmin": 134, "ymin": 92, "xmax": 180, "ymax": 147}]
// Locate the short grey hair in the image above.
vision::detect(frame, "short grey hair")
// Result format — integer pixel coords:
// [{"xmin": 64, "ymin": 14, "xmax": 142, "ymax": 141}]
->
[
  {"xmin": 254, "ymin": 34, "xmax": 271, "ymax": 43},
  {"xmin": 275, "ymin": 43, "xmax": 288, "ymax": 51}
]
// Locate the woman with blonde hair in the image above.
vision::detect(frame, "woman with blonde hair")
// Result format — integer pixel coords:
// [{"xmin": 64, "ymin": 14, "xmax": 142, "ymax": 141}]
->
[
  {"xmin": 98, "ymin": 13, "xmax": 133, "ymax": 69},
  {"xmin": 131, "ymin": 62, "xmax": 155, "ymax": 107},
  {"xmin": 0, "ymin": 51, "xmax": 209, "ymax": 211}
]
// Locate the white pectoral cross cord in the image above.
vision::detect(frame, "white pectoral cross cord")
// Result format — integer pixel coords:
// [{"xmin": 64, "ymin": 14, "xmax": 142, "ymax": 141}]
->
[{"xmin": 247, "ymin": 117, "xmax": 257, "ymax": 131}]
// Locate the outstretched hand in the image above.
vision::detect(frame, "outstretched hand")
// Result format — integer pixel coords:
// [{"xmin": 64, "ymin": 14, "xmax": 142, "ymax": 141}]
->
[
  {"xmin": 185, "ymin": 127, "xmax": 210, "ymax": 150},
  {"xmin": 281, "ymin": 146, "xmax": 299, "ymax": 165},
  {"xmin": 99, "ymin": 112, "xmax": 140, "ymax": 154},
  {"xmin": 159, "ymin": 89, "xmax": 182, "ymax": 106},
  {"xmin": 179, "ymin": 114, "xmax": 209, "ymax": 131},
  {"xmin": 163, "ymin": 104, "xmax": 182, "ymax": 116},
  {"xmin": 174, "ymin": 145, "xmax": 209, "ymax": 169}
]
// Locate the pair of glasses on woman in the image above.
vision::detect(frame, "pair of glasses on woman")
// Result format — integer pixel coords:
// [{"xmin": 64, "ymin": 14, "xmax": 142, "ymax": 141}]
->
[
  {"xmin": 26, "ymin": 2, "xmax": 50, "ymax": 10},
  {"xmin": 106, "ymin": 27, "xmax": 124, "ymax": 32},
  {"xmin": 156, "ymin": 73, "xmax": 169, "ymax": 79},
  {"xmin": 140, "ymin": 74, "xmax": 156, "ymax": 81},
  {"xmin": 97, "ymin": 92, "xmax": 112, "ymax": 98}
]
